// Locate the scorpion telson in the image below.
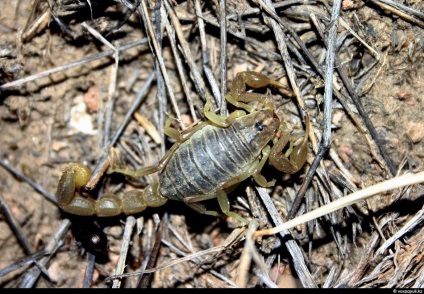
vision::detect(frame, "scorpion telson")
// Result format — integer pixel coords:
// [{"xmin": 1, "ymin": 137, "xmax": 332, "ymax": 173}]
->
[{"xmin": 56, "ymin": 71, "xmax": 310, "ymax": 224}]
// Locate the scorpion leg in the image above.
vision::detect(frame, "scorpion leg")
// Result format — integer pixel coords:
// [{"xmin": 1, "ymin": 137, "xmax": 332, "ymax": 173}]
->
[
  {"xmin": 163, "ymin": 115, "xmax": 210, "ymax": 142},
  {"xmin": 269, "ymin": 114, "xmax": 310, "ymax": 174},
  {"xmin": 216, "ymin": 148, "xmax": 275, "ymax": 189},
  {"xmin": 112, "ymin": 118, "xmax": 212, "ymax": 179},
  {"xmin": 182, "ymin": 193, "xmax": 238, "ymax": 222},
  {"xmin": 251, "ymin": 145, "xmax": 277, "ymax": 188},
  {"xmin": 163, "ymin": 115, "xmax": 182, "ymax": 141},
  {"xmin": 185, "ymin": 202, "xmax": 220, "ymax": 218},
  {"xmin": 184, "ymin": 192, "xmax": 249, "ymax": 225},
  {"xmin": 216, "ymin": 190, "xmax": 249, "ymax": 224},
  {"xmin": 108, "ymin": 115, "xmax": 183, "ymax": 179},
  {"xmin": 203, "ymin": 98, "xmax": 246, "ymax": 127},
  {"xmin": 110, "ymin": 137, "xmax": 182, "ymax": 179}
]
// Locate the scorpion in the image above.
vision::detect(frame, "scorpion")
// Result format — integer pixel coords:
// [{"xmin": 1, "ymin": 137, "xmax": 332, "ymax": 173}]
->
[{"xmin": 55, "ymin": 71, "xmax": 310, "ymax": 224}]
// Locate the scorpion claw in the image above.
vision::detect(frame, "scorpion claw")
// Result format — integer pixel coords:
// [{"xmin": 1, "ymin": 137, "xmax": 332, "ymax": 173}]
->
[{"xmin": 269, "ymin": 114, "xmax": 310, "ymax": 174}]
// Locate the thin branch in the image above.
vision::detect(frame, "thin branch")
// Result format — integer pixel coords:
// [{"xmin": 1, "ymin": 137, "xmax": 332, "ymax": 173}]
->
[
  {"xmin": 0, "ymin": 39, "xmax": 148, "ymax": 91},
  {"xmin": 375, "ymin": 204, "xmax": 424, "ymax": 255},
  {"xmin": 82, "ymin": 254, "xmax": 96, "ymax": 288},
  {"xmin": 255, "ymin": 186, "xmax": 317, "ymax": 288},
  {"xmin": 254, "ymin": 171, "xmax": 424, "ymax": 238},
  {"xmin": 367, "ymin": 0, "xmax": 424, "ymax": 28},
  {"xmin": 81, "ymin": 21, "xmax": 120, "ymax": 148},
  {"xmin": 164, "ymin": 0, "xmax": 209, "ymax": 104},
  {"xmin": 164, "ymin": 10, "xmax": 198, "ymax": 122},
  {"xmin": 19, "ymin": 219, "xmax": 71, "ymax": 288},
  {"xmin": 138, "ymin": 0, "xmax": 183, "ymax": 128},
  {"xmin": 112, "ymin": 216, "xmax": 136, "ymax": 288},
  {"xmin": 0, "ymin": 250, "xmax": 47, "ymax": 278},
  {"xmin": 0, "ymin": 194, "xmax": 35, "ymax": 255},
  {"xmin": 85, "ymin": 73, "xmax": 155, "ymax": 190},
  {"xmin": 219, "ymin": 0, "xmax": 228, "ymax": 116},
  {"xmin": 195, "ymin": 0, "xmax": 222, "ymax": 113},
  {"xmin": 0, "ymin": 158, "xmax": 56, "ymax": 204}
]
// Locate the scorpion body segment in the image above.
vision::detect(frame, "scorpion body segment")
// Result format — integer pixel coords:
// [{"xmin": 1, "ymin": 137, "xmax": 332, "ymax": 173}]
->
[
  {"xmin": 55, "ymin": 71, "xmax": 310, "ymax": 224},
  {"xmin": 160, "ymin": 109, "xmax": 279, "ymax": 201}
]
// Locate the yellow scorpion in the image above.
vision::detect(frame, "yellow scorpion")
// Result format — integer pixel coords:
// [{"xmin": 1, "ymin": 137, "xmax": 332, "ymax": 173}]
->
[{"xmin": 56, "ymin": 71, "xmax": 309, "ymax": 224}]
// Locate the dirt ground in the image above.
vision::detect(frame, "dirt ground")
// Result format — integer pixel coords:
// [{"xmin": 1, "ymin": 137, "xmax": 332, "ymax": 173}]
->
[{"xmin": 0, "ymin": 0, "xmax": 423, "ymax": 289}]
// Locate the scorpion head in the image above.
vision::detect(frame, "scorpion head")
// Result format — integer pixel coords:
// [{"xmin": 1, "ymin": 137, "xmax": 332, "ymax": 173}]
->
[{"xmin": 234, "ymin": 109, "xmax": 280, "ymax": 153}]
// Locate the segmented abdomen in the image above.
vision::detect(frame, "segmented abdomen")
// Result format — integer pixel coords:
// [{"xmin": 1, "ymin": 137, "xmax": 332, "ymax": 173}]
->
[{"xmin": 159, "ymin": 123, "xmax": 257, "ymax": 201}]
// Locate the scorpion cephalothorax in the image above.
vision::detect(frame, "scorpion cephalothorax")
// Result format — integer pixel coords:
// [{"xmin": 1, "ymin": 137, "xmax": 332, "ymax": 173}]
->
[{"xmin": 56, "ymin": 71, "xmax": 310, "ymax": 224}]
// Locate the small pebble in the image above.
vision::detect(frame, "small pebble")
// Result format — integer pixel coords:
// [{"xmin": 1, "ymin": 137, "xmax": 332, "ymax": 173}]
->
[{"xmin": 406, "ymin": 122, "xmax": 424, "ymax": 143}]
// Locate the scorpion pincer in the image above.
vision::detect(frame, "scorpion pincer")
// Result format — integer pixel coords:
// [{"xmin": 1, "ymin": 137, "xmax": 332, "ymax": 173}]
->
[{"xmin": 55, "ymin": 71, "xmax": 310, "ymax": 224}]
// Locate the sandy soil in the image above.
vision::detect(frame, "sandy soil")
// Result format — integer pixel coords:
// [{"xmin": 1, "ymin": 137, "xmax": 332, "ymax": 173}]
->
[{"xmin": 0, "ymin": 0, "xmax": 423, "ymax": 288}]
